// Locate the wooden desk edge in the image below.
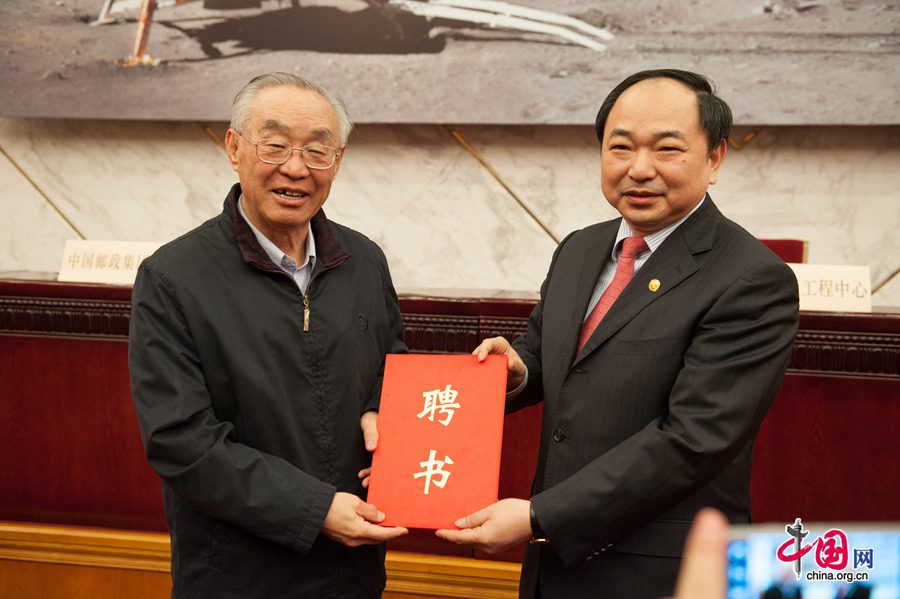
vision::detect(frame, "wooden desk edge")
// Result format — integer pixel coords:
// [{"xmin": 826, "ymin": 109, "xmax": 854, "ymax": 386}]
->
[{"xmin": 0, "ymin": 521, "xmax": 521, "ymax": 598}]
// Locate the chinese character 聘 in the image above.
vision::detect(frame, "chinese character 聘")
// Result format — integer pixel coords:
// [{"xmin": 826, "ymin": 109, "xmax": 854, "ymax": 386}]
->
[
  {"xmin": 854, "ymin": 548, "xmax": 874, "ymax": 569},
  {"xmin": 412, "ymin": 449, "xmax": 454, "ymax": 495},
  {"xmin": 417, "ymin": 384, "xmax": 461, "ymax": 426}
]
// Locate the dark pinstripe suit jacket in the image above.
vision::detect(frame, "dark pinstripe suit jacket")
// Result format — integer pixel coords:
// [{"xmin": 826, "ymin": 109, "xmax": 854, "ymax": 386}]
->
[{"xmin": 511, "ymin": 196, "xmax": 799, "ymax": 599}]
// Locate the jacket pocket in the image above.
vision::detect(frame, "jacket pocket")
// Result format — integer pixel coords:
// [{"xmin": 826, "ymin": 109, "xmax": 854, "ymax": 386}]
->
[
  {"xmin": 612, "ymin": 336, "xmax": 682, "ymax": 356},
  {"xmin": 206, "ymin": 520, "xmax": 231, "ymax": 571}
]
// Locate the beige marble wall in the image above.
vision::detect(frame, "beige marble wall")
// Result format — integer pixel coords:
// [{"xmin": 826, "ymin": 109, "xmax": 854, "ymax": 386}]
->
[{"xmin": 1, "ymin": 118, "xmax": 897, "ymax": 306}]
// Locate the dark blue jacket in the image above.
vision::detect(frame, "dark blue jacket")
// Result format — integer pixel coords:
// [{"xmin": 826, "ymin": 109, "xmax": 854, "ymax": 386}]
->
[{"xmin": 129, "ymin": 183, "xmax": 407, "ymax": 598}]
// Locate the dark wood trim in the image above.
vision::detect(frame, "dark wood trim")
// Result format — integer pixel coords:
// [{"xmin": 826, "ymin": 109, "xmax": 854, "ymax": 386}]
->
[
  {"xmin": 0, "ymin": 296, "xmax": 130, "ymax": 340},
  {"xmin": 2, "ymin": 279, "xmax": 897, "ymax": 378},
  {"xmin": 792, "ymin": 330, "xmax": 898, "ymax": 378},
  {"xmin": 0, "ymin": 279, "xmax": 132, "ymax": 340}
]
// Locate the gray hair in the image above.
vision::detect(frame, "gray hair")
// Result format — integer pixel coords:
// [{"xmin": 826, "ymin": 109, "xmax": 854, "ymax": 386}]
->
[{"xmin": 229, "ymin": 72, "xmax": 353, "ymax": 146}]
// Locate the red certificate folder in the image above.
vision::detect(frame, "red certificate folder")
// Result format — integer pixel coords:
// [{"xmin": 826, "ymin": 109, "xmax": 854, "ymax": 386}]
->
[{"xmin": 366, "ymin": 354, "xmax": 507, "ymax": 529}]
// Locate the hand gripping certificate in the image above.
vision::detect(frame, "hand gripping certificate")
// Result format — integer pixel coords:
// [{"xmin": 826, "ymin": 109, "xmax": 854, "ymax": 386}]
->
[{"xmin": 366, "ymin": 354, "xmax": 507, "ymax": 529}]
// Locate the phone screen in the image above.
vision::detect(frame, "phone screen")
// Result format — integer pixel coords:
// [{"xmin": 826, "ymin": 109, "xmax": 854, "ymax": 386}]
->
[{"xmin": 727, "ymin": 523, "xmax": 900, "ymax": 599}]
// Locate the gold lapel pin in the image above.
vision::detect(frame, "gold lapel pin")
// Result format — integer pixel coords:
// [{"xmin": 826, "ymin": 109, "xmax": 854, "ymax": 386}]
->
[{"xmin": 649, "ymin": 279, "xmax": 661, "ymax": 292}]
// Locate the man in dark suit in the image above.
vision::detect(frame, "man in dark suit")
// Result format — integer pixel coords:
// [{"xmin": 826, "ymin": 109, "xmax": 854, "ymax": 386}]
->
[{"xmin": 436, "ymin": 69, "xmax": 799, "ymax": 598}]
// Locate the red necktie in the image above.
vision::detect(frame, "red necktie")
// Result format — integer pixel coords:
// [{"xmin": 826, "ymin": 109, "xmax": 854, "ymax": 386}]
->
[{"xmin": 577, "ymin": 236, "xmax": 649, "ymax": 352}]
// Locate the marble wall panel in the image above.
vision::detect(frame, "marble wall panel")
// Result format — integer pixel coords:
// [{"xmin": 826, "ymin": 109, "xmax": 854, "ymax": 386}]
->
[
  {"xmin": 0, "ymin": 119, "xmax": 560, "ymax": 295},
  {"xmin": 0, "ymin": 118, "xmax": 896, "ymax": 306},
  {"xmin": 715, "ymin": 126, "xmax": 900, "ymax": 306},
  {"xmin": 875, "ymin": 275, "xmax": 900, "ymax": 311},
  {"xmin": 452, "ymin": 125, "xmax": 614, "ymax": 242},
  {"xmin": 0, "ymin": 118, "xmax": 235, "ymax": 245},
  {"xmin": 0, "ymin": 152, "xmax": 79, "ymax": 274},
  {"xmin": 325, "ymin": 125, "xmax": 558, "ymax": 294},
  {"xmin": 460, "ymin": 124, "xmax": 900, "ymax": 306}
]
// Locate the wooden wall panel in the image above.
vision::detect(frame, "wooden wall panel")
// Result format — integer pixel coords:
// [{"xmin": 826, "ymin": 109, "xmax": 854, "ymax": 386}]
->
[
  {"xmin": 0, "ymin": 521, "xmax": 171, "ymax": 599},
  {"xmin": 1, "ymin": 278, "xmax": 898, "ymax": 572},
  {"xmin": 0, "ymin": 561, "xmax": 170, "ymax": 599},
  {"xmin": 0, "ymin": 335, "xmax": 165, "ymax": 532},
  {"xmin": 751, "ymin": 374, "xmax": 900, "ymax": 523}
]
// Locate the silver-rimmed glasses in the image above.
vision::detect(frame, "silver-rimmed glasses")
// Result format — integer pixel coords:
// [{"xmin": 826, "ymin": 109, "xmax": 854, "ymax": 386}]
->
[{"xmin": 234, "ymin": 130, "xmax": 340, "ymax": 169}]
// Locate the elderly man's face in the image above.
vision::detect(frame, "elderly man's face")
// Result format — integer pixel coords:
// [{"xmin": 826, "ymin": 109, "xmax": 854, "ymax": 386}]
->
[
  {"xmin": 600, "ymin": 77, "xmax": 725, "ymax": 236},
  {"xmin": 225, "ymin": 85, "xmax": 343, "ymax": 240}
]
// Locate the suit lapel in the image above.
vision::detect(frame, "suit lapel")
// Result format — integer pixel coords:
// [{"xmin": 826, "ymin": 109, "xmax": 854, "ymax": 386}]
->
[
  {"xmin": 560, "ymin": 221, "xmax": 618, "ymax": 366},
  {"xmin": 572, "ymin": 196, "xmax": 722, "ymax": 367}
]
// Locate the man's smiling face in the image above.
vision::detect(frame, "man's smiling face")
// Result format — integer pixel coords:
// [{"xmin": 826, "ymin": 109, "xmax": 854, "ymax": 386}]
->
[
  {"xmin": 225, "ymin": 85, "xmax": 344, "ymax": 240},
  {"xmin": 600, "ymin": 77, "xmax": 725, "ymax": 236}
]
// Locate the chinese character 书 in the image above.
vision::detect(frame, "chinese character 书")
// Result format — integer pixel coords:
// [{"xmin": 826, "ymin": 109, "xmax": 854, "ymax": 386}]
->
[{"xmin": 413, "ymin": 449, "xmax": 454, "ymax": 495}]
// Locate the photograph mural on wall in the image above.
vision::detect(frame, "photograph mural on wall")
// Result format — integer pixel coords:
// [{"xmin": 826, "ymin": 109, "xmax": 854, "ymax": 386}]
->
[{"xmin": 0, "ymin": 0, "xmax": 897, "ymax": 124}]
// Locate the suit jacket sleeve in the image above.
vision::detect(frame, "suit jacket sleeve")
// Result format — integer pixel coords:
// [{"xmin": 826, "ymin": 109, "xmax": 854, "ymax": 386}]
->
[
  {"xmin": 509, "ymin": 231, "xmax": 578, "ymax": 410},
  {"xmin": 528, "ymin": 254, "xmax": 799, "ymax": 565}
]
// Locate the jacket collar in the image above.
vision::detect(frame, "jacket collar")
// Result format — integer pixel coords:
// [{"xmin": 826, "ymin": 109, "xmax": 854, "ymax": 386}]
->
[{"xmin": 224, "ymin": 183, "xmax": 351, "ymax": 272}]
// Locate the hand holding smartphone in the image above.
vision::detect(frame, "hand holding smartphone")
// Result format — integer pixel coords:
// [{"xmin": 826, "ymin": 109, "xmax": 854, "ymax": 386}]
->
[{"xmin": 727, "ymin": 521, "xmax": 899, "ymax": 598}]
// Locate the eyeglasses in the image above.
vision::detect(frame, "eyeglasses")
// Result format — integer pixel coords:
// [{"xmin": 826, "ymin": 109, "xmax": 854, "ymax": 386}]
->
[{"xmin": 234, "ymin": 130, "xmax": 340, "ymax": 169}]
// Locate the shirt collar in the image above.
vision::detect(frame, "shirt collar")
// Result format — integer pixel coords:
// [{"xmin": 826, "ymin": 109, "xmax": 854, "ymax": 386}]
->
[
  {"xmin": 237, "ymin": 195, "xmax": 317, "ymax": 272},
  {"xmin": 612, "ymin": 195, "xmax": 706, "ymax": 258}
]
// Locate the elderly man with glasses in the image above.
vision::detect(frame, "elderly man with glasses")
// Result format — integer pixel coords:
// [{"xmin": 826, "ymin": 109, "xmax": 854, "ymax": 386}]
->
[{"xmin": 128, "ymin": 72, "xmax": 409, "ymax": 598}]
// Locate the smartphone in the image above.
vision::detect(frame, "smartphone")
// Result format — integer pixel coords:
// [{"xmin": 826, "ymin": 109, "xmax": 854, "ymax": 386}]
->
[{"xmin": 727, "ymin": 521, "xmax": 900, "ymax": 599}]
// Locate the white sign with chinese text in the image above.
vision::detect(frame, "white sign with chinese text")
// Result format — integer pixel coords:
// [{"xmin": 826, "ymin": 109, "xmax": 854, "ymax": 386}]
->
[
  {"xmin": 787, "ymin": 264, "xmax": 871, "ymax": 313},
  {"xmin": 58, "ymin": 239, "xmax": 161, "ymax": 286}
]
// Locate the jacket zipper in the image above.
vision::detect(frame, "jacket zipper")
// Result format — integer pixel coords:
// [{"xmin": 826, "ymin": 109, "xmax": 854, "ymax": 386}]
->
[
  {"xmin": 260, "ymin": 255, "xmax": 349, "ymax": 334},
  {"xmin": 260, "ymin": 267, "xmax": 311, "ymax": 333},
  {"xmin": 303, "ymin": 294, "xmax": 310, "ymax": 332},
  {"xmin": 299, "ymin": 254, "xmax": 350, "ymax": 333}
]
